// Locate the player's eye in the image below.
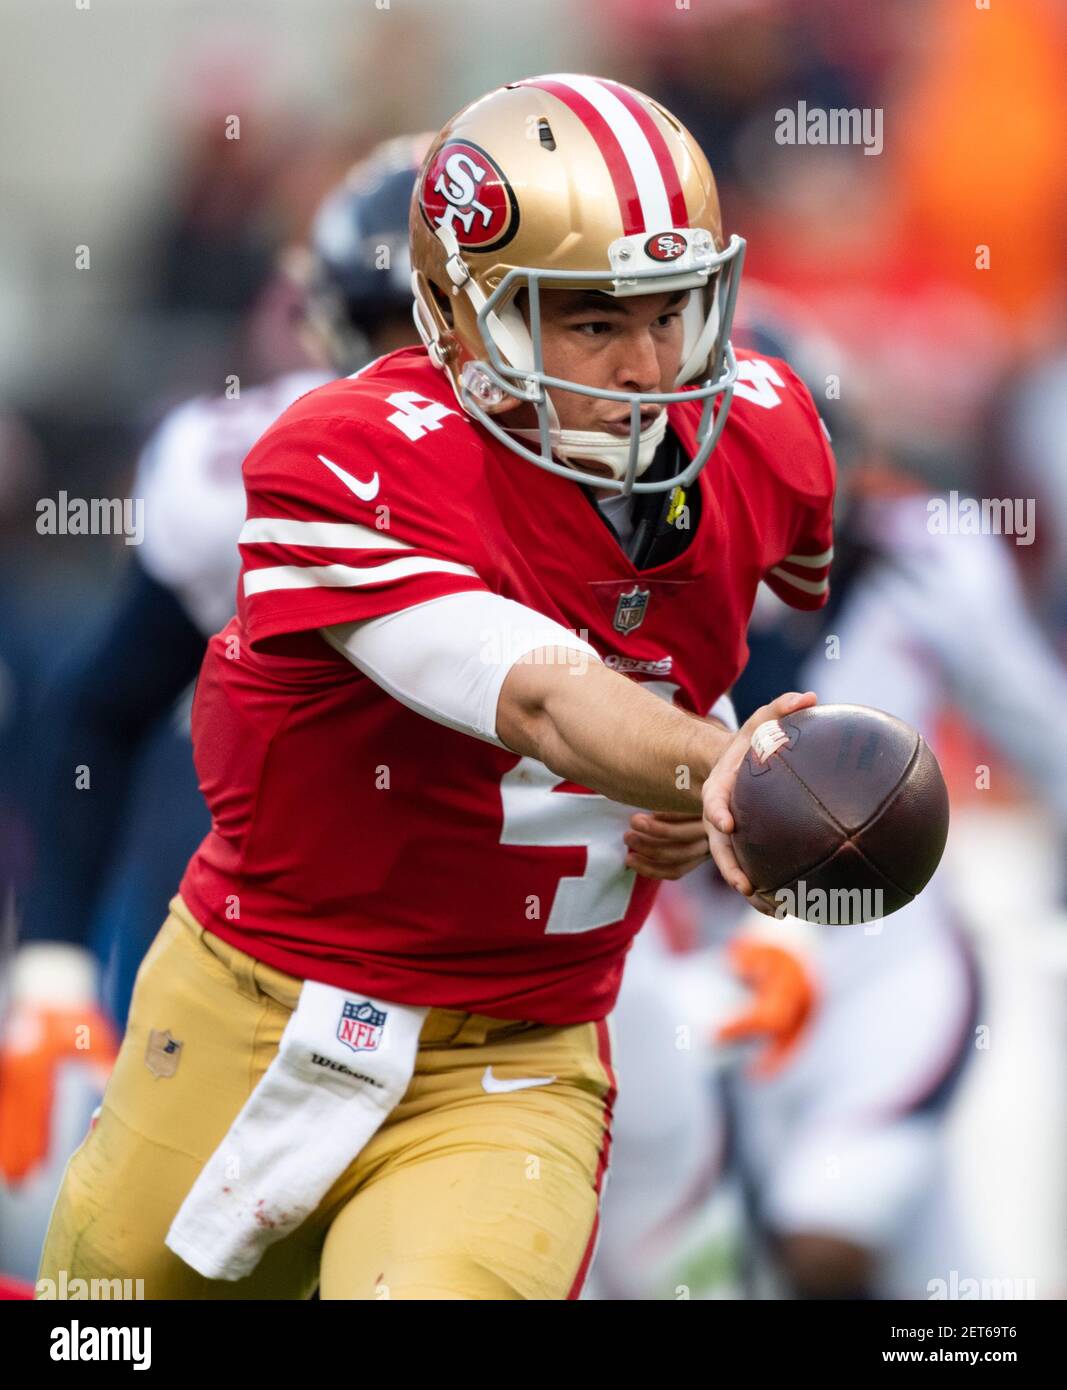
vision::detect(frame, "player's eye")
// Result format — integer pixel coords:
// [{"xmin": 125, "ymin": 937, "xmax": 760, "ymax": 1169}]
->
[
  {"xmin": 573, "ymin": 320, "xmax": 614, "ymax": 337},
  {"xmin": 654, "ymin": 310, "xmax": 684, "ymax": 327}
]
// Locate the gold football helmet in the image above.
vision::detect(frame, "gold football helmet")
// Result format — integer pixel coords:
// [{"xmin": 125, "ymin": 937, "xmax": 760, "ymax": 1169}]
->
[{"xmin": 410, "ymin": 73, "xmax": 745, "ymax": 494}]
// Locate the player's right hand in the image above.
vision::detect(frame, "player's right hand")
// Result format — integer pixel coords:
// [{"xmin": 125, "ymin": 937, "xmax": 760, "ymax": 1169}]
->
[
  {"xmin": 701, "ymin": 690, "xmax": 818, "ymax": 912},
  {"xmin": 0, "ymin": 945, "xmax": 119, "ymax": 1187}
]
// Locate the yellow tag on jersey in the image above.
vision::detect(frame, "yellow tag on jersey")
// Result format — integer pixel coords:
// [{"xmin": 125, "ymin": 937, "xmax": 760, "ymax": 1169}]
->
[{"xmin": 666, "ymin": 486, "xmax": 686, "ymax": 527}]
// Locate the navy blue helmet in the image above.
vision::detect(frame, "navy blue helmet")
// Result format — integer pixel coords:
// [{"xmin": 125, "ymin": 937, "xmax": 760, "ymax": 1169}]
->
[{"xmin": 305, "ymin": 133, "xmax": 433, "ymax": 369}]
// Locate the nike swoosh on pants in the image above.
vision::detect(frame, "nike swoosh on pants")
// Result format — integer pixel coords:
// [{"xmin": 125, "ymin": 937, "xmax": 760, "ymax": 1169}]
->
[{"xmin": 481, "ymin": 1066, "xmax": 557, "ymax": 1094}]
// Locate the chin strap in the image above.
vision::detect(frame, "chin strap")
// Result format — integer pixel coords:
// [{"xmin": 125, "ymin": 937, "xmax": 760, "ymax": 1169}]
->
[{"xmin": 507, "ymin": 409, "xmax": 668, "ymax": 481}]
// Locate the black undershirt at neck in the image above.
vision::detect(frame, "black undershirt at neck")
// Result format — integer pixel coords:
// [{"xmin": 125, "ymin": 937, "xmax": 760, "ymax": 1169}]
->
[{"xmin": 581, "ymin": 428, "xmax": 702, "ymax": 571}]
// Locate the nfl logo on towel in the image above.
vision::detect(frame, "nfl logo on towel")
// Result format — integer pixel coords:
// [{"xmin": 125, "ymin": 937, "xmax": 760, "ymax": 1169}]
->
[{"xmin": 337, "ymin": 1000, "xmax": 387, "ymax": 1052}]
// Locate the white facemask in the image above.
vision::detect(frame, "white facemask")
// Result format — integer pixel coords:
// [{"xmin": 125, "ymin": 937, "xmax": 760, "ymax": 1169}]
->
[{"xmin": 507, "ymin": 408, "xmax": 668, "ymax": 482}]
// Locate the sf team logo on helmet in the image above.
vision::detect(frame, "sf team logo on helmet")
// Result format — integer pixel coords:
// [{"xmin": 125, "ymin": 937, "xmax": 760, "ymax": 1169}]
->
[
  {"xmin": 419, "ymin": 140, "xmax": 519, "ymax": 253},
  {"xmin": 644, "ymin": 232, "xmax": 688, "ymax": 263}
]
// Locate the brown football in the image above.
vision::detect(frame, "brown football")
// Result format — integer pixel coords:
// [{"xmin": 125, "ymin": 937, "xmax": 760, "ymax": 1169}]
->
[{"xmin": 729, "ymin": 704, "xmax": 949, "ymax": 924}]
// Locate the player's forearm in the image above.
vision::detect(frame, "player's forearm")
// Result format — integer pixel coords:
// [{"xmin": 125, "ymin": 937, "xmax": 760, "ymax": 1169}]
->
[{"xmin": 497, "ymin": 648, "xmax": 729, "ymax": 811}]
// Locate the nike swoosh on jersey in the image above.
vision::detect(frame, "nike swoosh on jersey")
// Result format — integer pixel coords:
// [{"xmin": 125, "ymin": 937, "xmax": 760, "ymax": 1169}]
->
[
  {"xmin": 317, "ymin": 453, "xmax": 380, "ymax": 502},
  {"xmin": 481, "ymin": 1065, "xmax": 557, "ymax": 1094}
]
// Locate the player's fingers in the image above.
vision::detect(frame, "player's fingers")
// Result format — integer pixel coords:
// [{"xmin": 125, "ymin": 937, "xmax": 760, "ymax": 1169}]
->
[
  {"xmin": 625, "ymin": 850, "xmax": 700, "ymax": 872},
  {"xmin": 704, "ymin": 695, "xmax": 815, "ymax": 894},
  {"xmin": 704, "ymin": 818, "xmax": 741, "ymax": 880},
  {"xmin": 702, "ymin": 771, "xmax": 741, "ymax": 835},
  {"xmin": 626, "ymin": 850, "xmax": 708, "ymax": 881},
  {"xmin": 704, "ymin": 691, "xmax": 818, "ymax": 837},
  {"xmin": 626, "ymin": 816, "xmax": 707, "ymax": 846},
  {"xmin": 625, "ymin": 811, "xmax": 708, "ymax": 839},
  {"xmin": 702, "ymin": 730, "xmax": 758, "ymax": 835},
  {"xmin": 624, "ymin": 831, "xmax": 709, "ymax": 864},
  {"xmin": 744, "ymin": 689, "xmax": 818, "ymax": 732},
  {"xmin": 709, "ymin": 840, "xmax": 777, "ymax": 916},
  {"xmin": 705, "ymin": 823, "xmax": 757, "ymax": 898}
]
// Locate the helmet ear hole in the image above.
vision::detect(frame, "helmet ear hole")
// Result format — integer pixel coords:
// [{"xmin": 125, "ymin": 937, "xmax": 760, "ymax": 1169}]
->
[
  {"xmin": 511, "ymin": 287, "xmax": 530, "ymax": 325},
  {"xmin": 412, "ymin": 269, "xmax": 457, "ymax": 366},
  {"xmin": 429, "ymin": 282, "xmax": 455, "ymax": 329}
]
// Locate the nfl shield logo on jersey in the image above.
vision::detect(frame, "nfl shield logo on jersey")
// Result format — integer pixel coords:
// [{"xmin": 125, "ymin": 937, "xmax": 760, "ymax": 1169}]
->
[
  {"xmin": 337, "ymin": 1000, "xmax": 387, "ymax": 1053},
  {"xmin": 613, "ymin": 585, "xmax": 650, "ymax": 635}
]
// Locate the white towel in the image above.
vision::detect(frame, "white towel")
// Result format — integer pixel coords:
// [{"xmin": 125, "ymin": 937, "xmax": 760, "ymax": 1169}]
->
[{"xmin": 165, "ymin": 981, "xmax": 429, "ymax": 1281}]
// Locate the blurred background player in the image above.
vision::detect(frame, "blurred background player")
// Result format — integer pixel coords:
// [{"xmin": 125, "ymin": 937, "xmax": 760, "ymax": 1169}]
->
[
  {"xmin": 0, "ymin": 135, "xmax": 428, "ymax": 1283},
  {"xmin": 591, "ymin": 286, "xmax": 1067, "ymax": 1299},
  {"xmin": 729, "ymin": 464, "xmax": 1067, "ymax": 1299}
]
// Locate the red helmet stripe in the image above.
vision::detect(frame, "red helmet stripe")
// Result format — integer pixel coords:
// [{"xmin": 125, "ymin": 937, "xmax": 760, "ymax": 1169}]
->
[
  {"xmin": 596, "ymin": 79, "xmax": 690, "ymax": 228},
  {"xmin": 519, "ymin": 77, "xmax": 645, "ymax": 235}
]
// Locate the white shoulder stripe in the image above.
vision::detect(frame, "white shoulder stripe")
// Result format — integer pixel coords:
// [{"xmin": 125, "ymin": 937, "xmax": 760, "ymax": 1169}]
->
[
  {"xmin": 783, "ymin": 546, "xmax": 834, "ymax": 568},
  {"xmin": 240, "ymin": 517, "xmax": 410, "ymax": 551},
  {"xmin": 544, "ymin": 73, "xmax": 672, "ymax": 231},
  {"xmin": 243, "ymin": 556, "xmax": 478, "ymax": 597},
  {"xmin": 769, "ymin": 566, "xmax": 830, "ymax": 596}
]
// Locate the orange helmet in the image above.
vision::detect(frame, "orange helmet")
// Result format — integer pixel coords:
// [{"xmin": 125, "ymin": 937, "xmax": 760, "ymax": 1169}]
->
[{"xmin": 410, "ymin": 74, "xmax": 745, "ymax": 494}]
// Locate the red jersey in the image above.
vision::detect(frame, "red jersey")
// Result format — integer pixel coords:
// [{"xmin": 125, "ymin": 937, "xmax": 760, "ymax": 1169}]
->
[{"xmin": 180, "ymin": 346, "xmax": 834, "ymax": 1023}]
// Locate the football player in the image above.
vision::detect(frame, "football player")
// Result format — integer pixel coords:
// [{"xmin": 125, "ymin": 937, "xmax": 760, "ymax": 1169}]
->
[
  {"xmin": 37, "ymin": 75, "xmax": 835, "ymax": 1300},
  {"xmin": 731, "ymin": 483, "xmax": 1067, "ymax": 1300},
  {"xmin": 0, "ymin": 136, "xmax": 430, "ymax": 1275},
  {"xmin": 595, "ymin": 294, "xmax": 1067, "ymax": 1300}
]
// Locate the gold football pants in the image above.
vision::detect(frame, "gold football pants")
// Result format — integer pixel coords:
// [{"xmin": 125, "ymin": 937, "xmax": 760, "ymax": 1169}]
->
[{"xmin": 38, "ymin": 898, "xmax": 615, "ymax": 1299}]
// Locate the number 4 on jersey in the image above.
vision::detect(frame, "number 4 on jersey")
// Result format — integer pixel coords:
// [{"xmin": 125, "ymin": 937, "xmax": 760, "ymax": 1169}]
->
[
  {"xmin": 386, "ymin": 392, "xmax": 458, "ymax": 441},
  {"xmin": 500, "ymin": 758, "xmax": 638, "ymax": 934},
  {"xmin": 733, "ymin": 358, "xmax": 785, "ymax": 409}
]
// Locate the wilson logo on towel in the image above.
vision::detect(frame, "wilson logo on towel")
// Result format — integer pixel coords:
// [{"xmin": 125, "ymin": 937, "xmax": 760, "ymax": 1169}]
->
[{"xmin": 337, "ymin": 1000, "xmax": 387, "ymax": 1053}]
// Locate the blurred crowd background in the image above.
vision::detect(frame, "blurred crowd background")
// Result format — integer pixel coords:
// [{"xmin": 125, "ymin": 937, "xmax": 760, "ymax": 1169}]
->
[{"xmin": 2, "ymin": 0, "xmax": 1066, "ymax": 1298}]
